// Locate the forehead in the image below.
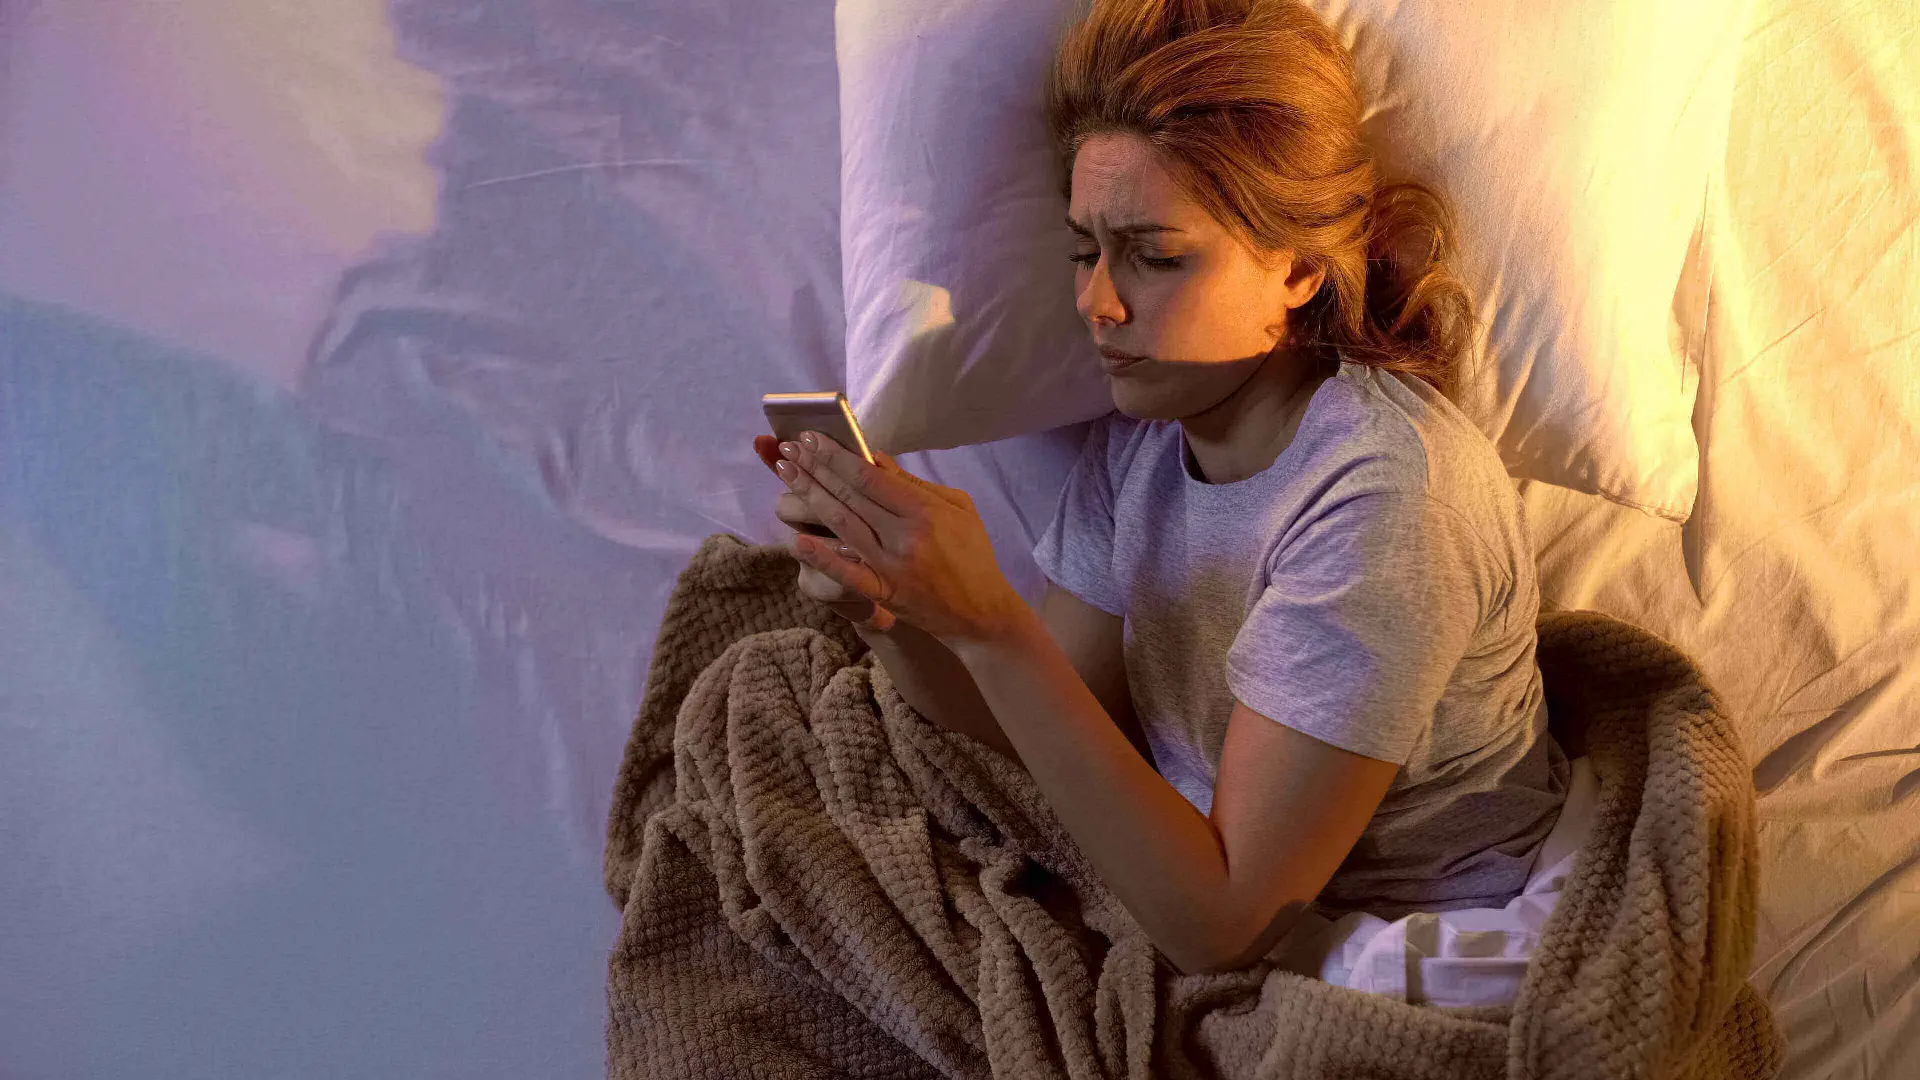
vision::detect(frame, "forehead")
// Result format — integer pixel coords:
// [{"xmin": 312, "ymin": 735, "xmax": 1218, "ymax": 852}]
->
[{"xmin": 1068, "ymin": 132, "xmax": 1206, "ymax": 229}]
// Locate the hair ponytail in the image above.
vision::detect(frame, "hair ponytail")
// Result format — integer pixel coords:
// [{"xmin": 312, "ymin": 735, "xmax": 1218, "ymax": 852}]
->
[
  {"xmin": 1295, "ymin": 180, "xmax": 1476, "ymax": 394},
  {"xmin": 1047, "ymin": 0, "xmax": 1477, "ymax": 396}
]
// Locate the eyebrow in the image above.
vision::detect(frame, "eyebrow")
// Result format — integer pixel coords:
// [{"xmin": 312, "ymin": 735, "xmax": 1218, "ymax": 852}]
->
[{"xmin": 1065, "ymin": 216, "xmax": 1184, "ymax": 238}]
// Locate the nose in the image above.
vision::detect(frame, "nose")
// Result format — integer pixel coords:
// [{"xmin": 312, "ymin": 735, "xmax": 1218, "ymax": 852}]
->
[{"xmin": 1075, "ymin": 255, "xmax": 1125, "ymax": 328}]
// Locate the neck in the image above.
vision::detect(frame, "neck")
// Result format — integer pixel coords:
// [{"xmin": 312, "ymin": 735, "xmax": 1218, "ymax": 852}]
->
[{"xmin": 1179, "ymin": 348, "xmax": 1330, "ymax": 484}]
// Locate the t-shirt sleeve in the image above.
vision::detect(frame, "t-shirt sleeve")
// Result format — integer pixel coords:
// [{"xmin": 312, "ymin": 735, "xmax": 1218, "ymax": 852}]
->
[
  {"xmin": 1224, "ymin": 491, "xmax": 1492, "ymax": 765},
  {"xmin": 1031, "ymin": 417, "xmax": 1126, "ymax": 616}
]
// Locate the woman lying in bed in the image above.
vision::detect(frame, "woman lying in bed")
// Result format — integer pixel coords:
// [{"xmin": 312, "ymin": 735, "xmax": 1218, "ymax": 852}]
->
[{"xmin": 753, "ymin": 0, "xmax": 1568, "ymax": 983}]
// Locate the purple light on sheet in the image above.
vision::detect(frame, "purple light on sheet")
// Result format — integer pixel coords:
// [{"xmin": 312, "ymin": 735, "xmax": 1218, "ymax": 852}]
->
[{"xmin": 0, "ymin": 0, "xmax": 445, "ymax": 389}]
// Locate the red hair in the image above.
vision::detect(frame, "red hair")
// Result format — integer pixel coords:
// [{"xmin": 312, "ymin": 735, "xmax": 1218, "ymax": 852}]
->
[{"xmin": 1046, "ymin": 0, "xmax": 1475, "ymax": 394}]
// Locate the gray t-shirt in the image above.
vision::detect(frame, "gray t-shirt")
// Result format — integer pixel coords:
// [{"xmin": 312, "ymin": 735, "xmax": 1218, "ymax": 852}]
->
[{"xmin": 1033, "ymin": 362, "xmax": 1568, "ymax": 916}]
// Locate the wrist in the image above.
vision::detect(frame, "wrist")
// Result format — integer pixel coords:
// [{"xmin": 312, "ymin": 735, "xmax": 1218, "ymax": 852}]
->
[
  {"xmin": 944, "ymin": 598, "xmax": 1044, "ymax": 662},
  {"xmin": 827, "ymin": 597, "xmax": 878, "ymax": 622}
]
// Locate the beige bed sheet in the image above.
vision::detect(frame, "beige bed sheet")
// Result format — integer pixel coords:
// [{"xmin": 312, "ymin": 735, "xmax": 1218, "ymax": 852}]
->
[{"xmin": 1518, "ymin": 2, "xmax": 1919, "ymax": 1077}]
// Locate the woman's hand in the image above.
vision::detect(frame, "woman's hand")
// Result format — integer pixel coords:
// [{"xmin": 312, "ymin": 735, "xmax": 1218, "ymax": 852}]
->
[
  {"xmin": 753, "ymin": 430, "xmax": 1029, "ymax": 648},
  {"xmin": 755, "ymin": 435, "xmax": 895, "ymax": 628}
]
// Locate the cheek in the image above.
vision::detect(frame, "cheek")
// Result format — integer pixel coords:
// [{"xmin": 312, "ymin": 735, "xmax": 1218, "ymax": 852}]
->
[{"xmin": 1148, "ymin": 273, "xmax": 1282, "ymax": 360}]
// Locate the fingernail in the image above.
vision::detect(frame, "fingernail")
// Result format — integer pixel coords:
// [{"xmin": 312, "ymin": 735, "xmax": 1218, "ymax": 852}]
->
[
  {"xmin": 775, "ymin": 459, "xmax": 795, "ymax": 479},
  {"xmin": 801, "ymin": 432, "xmax": 818, "ymax": 449},
  {"xmin": 779, "ymin": 441, "xmax": 799, "ymax": 459}
]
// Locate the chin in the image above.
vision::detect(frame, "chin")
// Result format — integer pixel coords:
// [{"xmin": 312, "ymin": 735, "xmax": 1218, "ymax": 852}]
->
[{"xmin": 1109, "ymin": 381, "xmax": 1176, "ymax": 422}]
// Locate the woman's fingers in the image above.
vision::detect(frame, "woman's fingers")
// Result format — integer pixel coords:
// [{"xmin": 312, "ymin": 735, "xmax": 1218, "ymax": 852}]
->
[
  {"xmin": 791, "ymin": 434, "xmax": 928, "ymax": 522},
  {"xmin": 796, "ymin": 562, "xmax": 896, "ymax": 630},
  {"xmin": 773, "ymin": 490, "xmax": 823, "ymax": 530},
  {"xmin": 869, "ymin": 447, "xmax": 973, "ymax": 510},
  {"xmin": 762, "ymin": 435, "xmax": 850, "ymax": 539},
  {"xmin": 774, "ymin": 437, "xmax": 895, "ymax": 550},
  {"xmin": 792, "ymin": 532, "xmax": 893, "ymax": 607},
  {"xmin": 761, "ymin": 432, "xmax": 967, "ymax": 558},
  {"xmin": 776, "ymin": 456, "xmax": 885, "ymax": 552},
  {"xmin": 795, "ymin": 563, "xmax": 857, "ymax": 603},
  {"xmin": 754, "ymin": 434, "xmax": 786, "ymax": 473},
  {"xmin": 755, "ymin": 436, "xmax": 785, "ymax": 496}
]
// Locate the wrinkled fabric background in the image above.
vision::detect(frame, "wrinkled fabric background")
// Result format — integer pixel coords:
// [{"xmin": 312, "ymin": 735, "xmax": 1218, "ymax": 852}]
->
[{"xmin": 0, "ymin": 0, "xmax": 1910, "ymax": 1077}]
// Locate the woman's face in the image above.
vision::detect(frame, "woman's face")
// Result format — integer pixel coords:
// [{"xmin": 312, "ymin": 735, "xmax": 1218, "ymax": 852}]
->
[{"xmin": 1068, "ymin": 131, "xmax": 1321, "ymax": 420}]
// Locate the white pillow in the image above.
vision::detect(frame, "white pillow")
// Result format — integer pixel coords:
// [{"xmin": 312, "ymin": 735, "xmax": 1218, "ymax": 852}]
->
[{"xmin": 835, "ymin": 0, "xmax": 1750, "ymax": 521}]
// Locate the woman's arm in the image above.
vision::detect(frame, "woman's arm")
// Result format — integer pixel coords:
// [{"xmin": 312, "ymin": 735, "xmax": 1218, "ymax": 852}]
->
[
  {"xmin": 758, "ymin": 430, "xmax": 1396, "ymax": 972},
  {"xmin": 852, "ymin": 583, "xmax": 1152, "ymax": 767},
  {"xmin": 949, "ymin": 606, "xmax": 1398, "ymax": 976},
  {"xmin": 854, "ymin": 617, "xmax": 1021, "ymax": 758},
  {"xmin": 756, "ymin": 435, "xmax": 1148, "ymax": 766}
]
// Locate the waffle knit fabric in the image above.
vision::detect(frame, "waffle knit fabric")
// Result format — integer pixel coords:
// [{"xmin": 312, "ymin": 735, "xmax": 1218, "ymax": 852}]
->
[{"xmin": 604, "ymin": 533, "xmax": 1783, "ymax": 1079}]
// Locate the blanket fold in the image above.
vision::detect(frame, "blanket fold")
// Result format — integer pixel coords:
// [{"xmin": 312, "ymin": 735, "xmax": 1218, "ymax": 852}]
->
[{"xmin": 605, "ymin": 534, "xmax": 1782, "ymax": 1080}]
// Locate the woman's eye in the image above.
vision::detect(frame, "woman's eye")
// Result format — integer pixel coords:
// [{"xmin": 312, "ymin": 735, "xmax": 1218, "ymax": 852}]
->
[{"xmin": 1068, "ymin": 250, "xmax": 1181, "ymax": 270}]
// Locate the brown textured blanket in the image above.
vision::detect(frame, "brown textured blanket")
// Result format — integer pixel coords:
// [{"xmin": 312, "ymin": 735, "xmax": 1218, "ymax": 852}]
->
[{"xmin": 604, "ymin": 534, "xmax": 1783, "ymax": 1079}]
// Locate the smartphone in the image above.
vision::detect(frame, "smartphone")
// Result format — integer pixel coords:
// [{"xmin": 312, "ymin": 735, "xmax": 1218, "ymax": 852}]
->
[{"xmin": 762, "ymin": 390, "xmax": 876, "ymax": 539}]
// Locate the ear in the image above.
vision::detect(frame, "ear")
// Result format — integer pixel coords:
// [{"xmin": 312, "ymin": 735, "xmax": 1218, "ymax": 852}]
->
[{"xmin": 1279, "ymin": 254, "xmax": 1327, "ymax": 311}]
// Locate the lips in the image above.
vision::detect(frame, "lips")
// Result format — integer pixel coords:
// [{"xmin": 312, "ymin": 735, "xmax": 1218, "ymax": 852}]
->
[{"xmin": 1099, "ymin": 347, "xmax": 1147, "ymax": 373}]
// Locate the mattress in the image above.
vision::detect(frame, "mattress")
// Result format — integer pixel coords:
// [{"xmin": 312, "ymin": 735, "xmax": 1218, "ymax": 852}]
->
[{"xmin": 0, "ymin": 0, "xmax": 1909, "ymax": 1076}]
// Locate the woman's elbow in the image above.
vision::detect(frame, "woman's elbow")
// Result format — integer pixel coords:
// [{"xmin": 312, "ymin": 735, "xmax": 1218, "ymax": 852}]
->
[
  {"xmin": 1165, "ymin": 935, "xmax": 1256, "ymax": 977},
  {"xmin": 1156, "ymin": 923, "xmax": 1256, "ymax": 977},
  {"xmin": 1155, "ymin": 942, "xmax": 1208, "ymax": 977},
  {"xmin": 1167, "ymin": 949, "xmax": 1237, "ymax": 977},
  {"xmin": 1162, "ymin": 901, "xmax": 1308, "ymax": 976}
]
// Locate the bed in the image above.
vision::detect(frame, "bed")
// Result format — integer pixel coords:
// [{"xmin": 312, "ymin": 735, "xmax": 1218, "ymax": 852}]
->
[{"xmin": 0, "ymin": 0, "xmax": 1910, "ymax": 1076}]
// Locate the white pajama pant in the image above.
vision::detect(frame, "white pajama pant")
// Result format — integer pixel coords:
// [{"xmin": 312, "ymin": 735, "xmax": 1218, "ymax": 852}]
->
[{"xmin": 1270, "ymin": 756, "xmax": 1600, "ymax": 1010}]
